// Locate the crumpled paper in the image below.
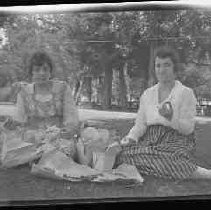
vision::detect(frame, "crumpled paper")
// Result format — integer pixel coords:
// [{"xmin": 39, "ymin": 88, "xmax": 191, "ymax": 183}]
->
[
  {"xmin": 31, "ymin": 149, "xmax": 144, "ymax": 184},
  {"xmin": 1, "ymin": 132, "xmax": 42, "ymax": 168},
  {"xmin": 93, "ymin": 163, "xmax": 144, "ymax": 183},
  {"xmin": 0, "ymin": 126, "xmax": 75, "ymax": 168},
  {"xmin": 31, "ymin": 149, "xmax": 102, "ymax": 181},
  {"xmin": 1, "ymin": 125, "xmax": 144, "ymax": 184}
]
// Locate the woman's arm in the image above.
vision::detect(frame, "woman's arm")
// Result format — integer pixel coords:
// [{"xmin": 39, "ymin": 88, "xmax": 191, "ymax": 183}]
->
[
  {"xmin": 63, "ymin": 84, "xmax": 80, "ymax": 132},
  {"xmin": 126, "ymin": 93, "xmax": 147, "ymax": 142},
  {"xmin": 173, "ymin": 88, "xmax": 197, "ymax": 135},
  {"xmin": 13, "ymin": 90, "xmax": 27, "ymax": 123}
]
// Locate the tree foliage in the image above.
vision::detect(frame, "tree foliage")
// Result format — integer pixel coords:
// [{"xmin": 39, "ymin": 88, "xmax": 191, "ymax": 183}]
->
[{"xmin": 1, "ymin": 9, "xmax": 211, "ymax": 105}]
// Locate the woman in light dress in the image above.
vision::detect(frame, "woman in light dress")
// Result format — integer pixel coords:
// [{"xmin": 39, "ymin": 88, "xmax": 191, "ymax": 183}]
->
[
  {"xmin": 114, "ymin": 46, "xmax": 211, "ymax": 180},
  {"xmin": 5, "ymin": 51, "xmax": 80, "ymax": 158}
]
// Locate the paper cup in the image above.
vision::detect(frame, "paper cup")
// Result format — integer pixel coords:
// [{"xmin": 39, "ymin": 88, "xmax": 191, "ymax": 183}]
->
[{"xmin": 93, "ymin": 151, "xmax": 116, "ymax": 172}]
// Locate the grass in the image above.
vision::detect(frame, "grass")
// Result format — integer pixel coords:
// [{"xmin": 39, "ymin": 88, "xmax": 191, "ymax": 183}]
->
[{"xmin": 1, "ymin": 118, "xmax": 211, "ymax": 204}]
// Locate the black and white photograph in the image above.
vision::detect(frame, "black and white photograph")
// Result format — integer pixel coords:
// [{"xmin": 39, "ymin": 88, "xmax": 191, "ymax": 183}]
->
[{"xmin": 1, "ymin": 0, "xmax": 211, "ymax": 208}]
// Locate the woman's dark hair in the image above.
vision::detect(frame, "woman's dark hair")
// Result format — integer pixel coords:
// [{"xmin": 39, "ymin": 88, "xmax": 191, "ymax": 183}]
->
[
  {"xmin": 28, "ymin": 51, "xmax": 54, "ymax": 81},
  {"xmin": 153, "ymin": 45, "xmax": 180, "ymax": 74}
]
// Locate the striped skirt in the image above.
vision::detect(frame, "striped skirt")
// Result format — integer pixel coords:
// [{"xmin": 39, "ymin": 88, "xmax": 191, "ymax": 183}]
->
[{"xmin": 115, "ymin": 125, "xmax": 198, "ymax": 179}]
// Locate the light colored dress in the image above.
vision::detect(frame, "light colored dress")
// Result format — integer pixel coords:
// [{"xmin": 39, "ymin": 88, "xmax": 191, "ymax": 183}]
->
[
  {"xmin": 8, "ymin": 80, "xmax": 79, "ymax": 159},
  {"xmin": 127, "ymin": 80, "xmax": 196, "ymax": 141},
  {"xmin": 13, "ymin": 80, "xmax": 79, "ymax": 130},
  {"xmin": 116, "ymin": 80, "xmax": 198, "ymax": 179}
]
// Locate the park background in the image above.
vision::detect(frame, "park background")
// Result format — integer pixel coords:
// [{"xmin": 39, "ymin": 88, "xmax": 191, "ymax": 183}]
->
[
  {"xmin": 0, "ymin": 9, "xmax": 211, "ymax": 115},
  {"xmin": 2, "ymin": 6, "xmax": 211, "ymax": 202}
]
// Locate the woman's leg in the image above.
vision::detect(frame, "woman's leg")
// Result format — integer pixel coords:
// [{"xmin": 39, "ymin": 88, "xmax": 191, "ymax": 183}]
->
[{"xmin": 191, "ymin": 166, "xmax": 211, "ymax": 179}]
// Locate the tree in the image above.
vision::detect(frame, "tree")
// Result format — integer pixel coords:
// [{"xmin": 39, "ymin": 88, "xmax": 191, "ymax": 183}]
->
[
  {"xmin": 61, "ymin": 13, "xmax": 120, "ymax": 108},
  {"xmin": 2, "ymin": 9, "xmax": 211, "ymax": 105}
]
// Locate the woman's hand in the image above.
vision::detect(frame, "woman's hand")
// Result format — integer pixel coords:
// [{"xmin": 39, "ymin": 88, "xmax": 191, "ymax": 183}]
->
[
  {"xmin": 158, "ymin": 102, "xmax": 173, "ymax": 121},
  {"xmin": 106, "ymin": 141, "xmax": 122, "ymax": 155},
  {"xmin": 120, "ymin": 136, "xmax": 137, "ymax": 146}
]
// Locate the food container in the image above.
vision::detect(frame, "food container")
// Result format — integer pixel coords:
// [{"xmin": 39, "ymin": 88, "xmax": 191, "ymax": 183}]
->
[{"xmin": 93, "ymin": 151, "xmax": 116, "ymax": 172}]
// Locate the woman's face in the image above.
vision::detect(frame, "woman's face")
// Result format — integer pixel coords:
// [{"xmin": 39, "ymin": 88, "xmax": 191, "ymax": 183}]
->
[
  {"xmin": 31, "ymin": 63, "xmax": 51, "ymax": 83},
  {"xmin": 155, "ymin": 56, "xmax": 175, "ymax": 83}
]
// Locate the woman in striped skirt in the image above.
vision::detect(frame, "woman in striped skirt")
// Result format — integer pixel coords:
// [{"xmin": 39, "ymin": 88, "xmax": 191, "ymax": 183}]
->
[{"xmin": 114, "ymin": 46, "xmax": 211, "ymax": 179}]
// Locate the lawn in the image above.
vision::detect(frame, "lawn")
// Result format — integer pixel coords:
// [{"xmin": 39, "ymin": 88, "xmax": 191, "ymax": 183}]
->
[{"xmin": 1, "ymin": 118, "xmax": 211, "ymax": 206}]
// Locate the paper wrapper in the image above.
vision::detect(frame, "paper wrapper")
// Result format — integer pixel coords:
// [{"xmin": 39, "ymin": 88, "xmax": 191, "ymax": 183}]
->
[
  {"xmin": 93, "ymin": 164, "xmax": 144, "ymax": 184},
  {"xmin": 31, "ymin": 150, "xmax": 102, "ymax": 182},
  {"xmin": 31, "ymin": 149, "xmax": 144, "ymax": 184}
]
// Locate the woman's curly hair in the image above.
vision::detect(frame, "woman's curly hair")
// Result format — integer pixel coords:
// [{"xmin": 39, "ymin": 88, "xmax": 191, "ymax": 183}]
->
[{"xmin": 27, "ymin": 51, "xmax": 54, "ymax": 81}]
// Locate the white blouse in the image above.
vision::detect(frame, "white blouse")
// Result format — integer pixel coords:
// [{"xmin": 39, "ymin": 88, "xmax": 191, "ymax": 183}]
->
[{"xmin": 127, "ymin": 80, "xmax": 197, "ymax": 141}]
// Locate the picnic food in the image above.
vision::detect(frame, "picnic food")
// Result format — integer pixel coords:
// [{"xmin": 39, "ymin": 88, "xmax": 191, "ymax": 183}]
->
[
  {"xmin": 163, "ymin": 101, "xmax": 172, "ymax": 111},
  {"xmin": 39, "ymin": 126, "xmax": 76, "ymax": 158},
  {"xmin": 23, "ymin": 129, "xmax": 46, "ymax": 144},
  {"xmin": 1, "ymin": 125, "xmax": 77, "ymax": 168},
  {"xmin": 23, "ymin": 126, "xmax": 61, "ymax": 144}
]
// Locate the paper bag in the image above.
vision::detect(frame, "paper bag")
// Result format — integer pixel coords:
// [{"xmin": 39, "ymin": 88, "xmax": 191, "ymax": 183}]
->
[
  {"xmin": 92, "ymin": 142, "xmax": 122, "ymax": 172},
  {"xmin": 93, "ymin": 151, "xmax": 116, "ymax": 172}
]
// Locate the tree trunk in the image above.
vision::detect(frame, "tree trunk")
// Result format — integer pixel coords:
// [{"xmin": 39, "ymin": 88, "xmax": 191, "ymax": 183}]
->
[
  {"xmin": 102, "ymin": 65, "xmax": 112, "ymax": 109},
  {"xmin": 119, "ymin": 63, "xmax": 127, "ymax": 109},
  {"xmin": 124, "ymin": 62, "xmax": 131, "ymax": 101},
  {"xmin": 147, "ymin": 41, "xmax": 157, "ymax": 87},
  {"xmin": 75, "ymin": 78, "xmax": 84, "ymax": 105},
  {"xmin": 84, "ymin": 76, "xmax": 92, "ymax": 103},
  {"xmin": 97, "ymin": 76, "xmax": 104, "ymax": 104}
]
